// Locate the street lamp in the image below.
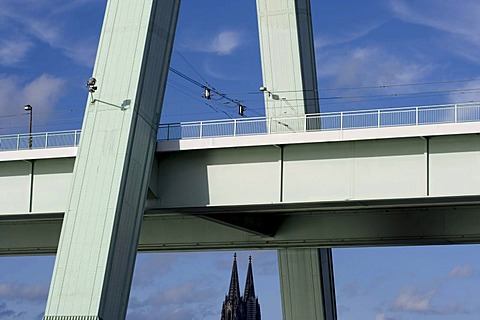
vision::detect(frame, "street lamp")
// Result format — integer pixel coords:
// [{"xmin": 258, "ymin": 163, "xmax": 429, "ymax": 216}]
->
[{"xmin": 24, "ymin": 105, "xmax": 32, "ymax": 149}]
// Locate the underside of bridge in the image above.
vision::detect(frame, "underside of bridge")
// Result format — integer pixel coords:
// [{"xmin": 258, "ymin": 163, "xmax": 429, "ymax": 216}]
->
[
  {"xmin": 2, "ymin": 197, "xmax": 480, "ymax": 318},
  {"xmin": 3, "ymin": 196, "xmax": 480, "ymax": 256}
]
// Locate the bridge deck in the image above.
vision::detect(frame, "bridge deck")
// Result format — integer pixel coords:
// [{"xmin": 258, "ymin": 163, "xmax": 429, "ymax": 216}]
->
[{"xmin": 1, "ymin": 113, "xmax": 480, "ymax": 255}]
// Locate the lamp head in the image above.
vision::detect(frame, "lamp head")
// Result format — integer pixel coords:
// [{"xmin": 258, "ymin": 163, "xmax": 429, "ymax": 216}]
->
[
  {"xmin": 203, "ymin": 87, "xmax": 211, "ymax": 99},
  {"xmin": 87, "ymin": 77, "xmax": 96, "ymax": 86},
  {"xmin": 86, "ymin": 77, "xmax": 98, "ymax": 93},
  {"xmin": 24, "ymin": 105, "xmax": 32, "ymax": 111},
  {"xmin": 238, "ymin": 104, "xmax": 246, "ymax": 116}
]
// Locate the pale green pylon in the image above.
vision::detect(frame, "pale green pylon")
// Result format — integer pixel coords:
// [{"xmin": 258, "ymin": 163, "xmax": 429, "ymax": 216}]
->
[
  {"xmin": 256, "ymin": 0, "xmax": 320, "ymax": 133},
  {"xmin": 43, "ymin": 1, "xmax": 181, "ymax": 319}
]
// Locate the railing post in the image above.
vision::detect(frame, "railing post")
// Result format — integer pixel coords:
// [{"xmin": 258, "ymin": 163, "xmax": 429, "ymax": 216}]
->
[
  {"xmin": 16, "ymin": 134, "xmax": 20, "ymax": 150},
  {"xmin": 340, "ymin": 112, "xmax": 343, "ymax": 130},
  {"xmin": 304, "ymin": 114, "xmax": 307, "ymax": 132},
  {"xmin": 377, "ymin": 109, "xmax": 381, "ymax": 128},
  {"xmin": 267, "ymin": 117, "xmax": 271, "ymax": 134},
  {"xmin": 167, "ymin": 125, "xmax": 170, "ymax": 141},
  {"xmin": 45, "ymin": 132, "xmax": 48, "ymax": 148},
  {"xmin": 199, "ymin": 122, "xmax": 203, "ymax": 139},
  {"xmin": 415, "ymin": 107, "xmax": 419, "ymax": 125},
  {"xmin": 454, "ymin": 104, "xmax": 458, "ymax": 123},
  {"xmin": 233, "ymin": 119, "xmax": 237, "ymax": 137},
  {"xmin": 74, "ymin": 130, "xmax": 78, "ymax": 146}
]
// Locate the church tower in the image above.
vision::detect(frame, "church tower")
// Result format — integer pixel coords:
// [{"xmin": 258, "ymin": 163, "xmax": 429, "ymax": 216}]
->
[
  {"xmin": 244, "ymin": 256, "xmax": 261, "ymax": 320},
  {"xmin": 221, "ymin": 253, "xmax": 243, "ymax": 320},
  {"xmin": 221, "ymin": 254, "xmax": 261, "ymax": 320}
]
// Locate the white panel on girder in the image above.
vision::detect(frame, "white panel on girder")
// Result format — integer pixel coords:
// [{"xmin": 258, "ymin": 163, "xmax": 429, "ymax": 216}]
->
[
  {"xmin": 0, "ymin": 161, "xmax": 30, "ymax": 214},
  {"xmin": 429, "ymin": 135, "xmax": 480, "ymax": 196},
  {"xmin": 32, "ymin": 158, "xmax": 74, "ymax": 213}
]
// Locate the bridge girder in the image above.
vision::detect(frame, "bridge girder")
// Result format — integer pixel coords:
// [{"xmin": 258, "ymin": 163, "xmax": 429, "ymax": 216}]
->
[{"xmin": 2, "ymin": 197, "xmax": 480, "ymax": 256}]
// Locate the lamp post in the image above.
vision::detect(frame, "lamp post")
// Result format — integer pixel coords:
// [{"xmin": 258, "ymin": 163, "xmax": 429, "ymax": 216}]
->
[{"xmin": 24, "ymin": 105, "xmax": 32, "ymax": 149}]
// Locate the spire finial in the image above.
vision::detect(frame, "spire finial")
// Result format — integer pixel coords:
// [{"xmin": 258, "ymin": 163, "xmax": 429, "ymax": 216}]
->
[
  {"xmin": 249, "ymin": 255, "xmax": 252, "ymax": 263},
  {"xmin": 234, "ymin": 252, "xmax": 237, "ymax": 260}
]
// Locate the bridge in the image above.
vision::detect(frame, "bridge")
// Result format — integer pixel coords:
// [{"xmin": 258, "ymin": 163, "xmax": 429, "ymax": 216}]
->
[
  {"xmin": 2, "ymin": 0, "xmax": 480, "ymax": 319},
  {"xmin": 2, "ymin": 102, "xmax": 480, "ymax": 317}
]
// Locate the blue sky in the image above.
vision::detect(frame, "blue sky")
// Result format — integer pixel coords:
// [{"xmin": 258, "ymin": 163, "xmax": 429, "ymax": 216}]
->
[{"xmin": 1, "ymin": 0, "xmax": 480, "ymax": 319}]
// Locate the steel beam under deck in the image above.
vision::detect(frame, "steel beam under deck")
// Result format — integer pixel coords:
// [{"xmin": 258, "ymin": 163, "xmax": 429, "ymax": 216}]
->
[{"xmin": 2, "ymin": 196, "xmax": 480, "ymax": 256}]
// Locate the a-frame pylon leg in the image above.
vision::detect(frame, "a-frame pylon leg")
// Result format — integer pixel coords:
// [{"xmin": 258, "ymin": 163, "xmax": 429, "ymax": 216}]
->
[
  {"xmin": 278, "ymin": 248, "xmax": 337, "ymax": 320},
  {"xmin": 43, "ymin": 1, "xmax": 181, "ymax": 319}
]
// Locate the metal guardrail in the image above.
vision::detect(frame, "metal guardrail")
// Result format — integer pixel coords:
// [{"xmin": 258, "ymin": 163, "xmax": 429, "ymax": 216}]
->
[
  {"xmin": 0, "ymin": 130, "xmax": 81, "ymax": 152},
  {"xmin": 1, "ymin": 102, "xmax": 479, "ymax": 151},
  {"xmin": 158, "ymin": 102, "xmax": 480, "ymax": 140}
]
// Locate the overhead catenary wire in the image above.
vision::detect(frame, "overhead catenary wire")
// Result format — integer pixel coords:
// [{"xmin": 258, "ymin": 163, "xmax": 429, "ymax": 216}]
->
[
  {"xmin": 169, "ymin": 66, "xmax": 248, "ymax": 116},
  {"xmin": 167, "ymin": 80, "xmax": 234, "ymax": 119},
  {"xmin": 174, "ymin": 50, "xmax": 212, "ymax": 87},
  {"xmin": 238, "ymin": 77, "xmax": 480, "ymax": 95}
]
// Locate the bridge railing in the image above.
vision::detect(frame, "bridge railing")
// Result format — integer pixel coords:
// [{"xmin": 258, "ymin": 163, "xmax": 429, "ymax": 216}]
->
[
  {"xmin": 1, "ymin": 103, "xmax": 479, "ymax": 151},
  {"xmin": 158, "ymin": 102, "xmax": 480, "ymax": 140},
  {"xmin": 0, "ymin": 130, "xmax": 81, "ymax": 152}
]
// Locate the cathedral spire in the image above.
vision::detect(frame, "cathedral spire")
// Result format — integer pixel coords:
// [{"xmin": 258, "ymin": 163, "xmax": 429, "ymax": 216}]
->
[
  {"xmin": 244, "ymin": 256, "xmax": 256, "ymax": 299},
  {"xmin": 243, "ymin": 256, "xmax": 261, "ymax": 320},
  {"xmin": 228, "ymin": 253, "xmax": 241, "ymax": 301},
  {"xmin": 221, "ymin": 254, "xmax": 244, "ymax": 320},
  {"xmin": 221, "ymin": 254, "xmax": 261, "ymax": 320}
]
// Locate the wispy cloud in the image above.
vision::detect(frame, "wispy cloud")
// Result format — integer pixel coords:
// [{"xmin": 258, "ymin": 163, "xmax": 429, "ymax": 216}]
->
[
  {"xmin": 0, "ymin": 1, "xmax": 100, "ymax": 67},
  {"xmin": 392, "ymin": 286, "xmax": 435, "ymax": 312},
  {"xmin": 24, "ymin": 19, "xmax": 97, "ymax": 67},
  {"xmin": 129, "ymin": 278, "xmax": 220, "ymax": 320},
  {"xmin": 389, "ymin": 0, "xmax": 480, "ymax": 38},
  {"xmin": 389, "ymin": 0, "xmax": 480, "ymax": 65},
  {"xmin": 210, "ymin": 31, "xmax": 243, "ymax": 55},
  {"xmin": 448, "ymin": 264, "xmax": 476, "ymax": 278},
  {"xmin": 375, "ymin": 312, "xmax": 398, "ymax": 320},
  {"xmin": 183, "ymin": 30, "xmax": 244, "ymax": 56},
  {"xmin": 390, "ymin": 286, "xmax": 469, "ymax": 315},
  {"xmin": 317, "ymin": 46, "xmax": 433, "ymax": 88},
  {"xmin": 0, "ymin": 38, "xmax": 33, "ymax": 66},
  {"xmin": 315, "ymin": 19, "xmax": 386, "ymax": 49},
  {"xmin": 0, "ymin": 282, "xmax": 48, "ymax": 302},
  {"xmin": 0, "ymin": 74, "xmax": 66, "ymax": 132}
]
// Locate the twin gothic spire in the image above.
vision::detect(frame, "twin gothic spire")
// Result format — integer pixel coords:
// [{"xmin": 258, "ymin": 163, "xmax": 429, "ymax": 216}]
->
[{"xmin": 221, "ymin": 254, "xmax": 261, "ymax": 320}]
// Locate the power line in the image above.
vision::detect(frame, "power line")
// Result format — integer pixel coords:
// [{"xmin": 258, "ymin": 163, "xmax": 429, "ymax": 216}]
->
[
  {"xmin": 167, "ymin": 81, "xmax": 234, "ymax": 118},
  {"xmin": 169, "ymin": 66, "xmax": 249, "ymax": 116},
  {"xmin": 227, "ymin": 78, "xmax": 480, "ymax": 96},
  {"xmin": 174, "ymin": 50, "xmax": 211, "ymax": 86}
]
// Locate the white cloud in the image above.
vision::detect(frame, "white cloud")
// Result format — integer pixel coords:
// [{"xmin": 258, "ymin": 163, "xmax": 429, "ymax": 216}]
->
[
  {"xmin": 0, "ymin": 38, "xmax": 32, "ymax": 66},
  {"xmin": 391, "ymin": 286, "xmax": 469, "ymax": 316},
  {"xmin": 0, "ymin": 1, "xmax": 100, "ymax": 67},
  {"xmin": 389, "ymin": 0, "xmax": 480, "ymax": 65},
  {"xmin": 24, "ymin": 19, "xmax": 97, "ymax": 67},
  {"xmin": 210, "ymin": 31, "xmax": 242, "ymax": 55},
  {"xmin": 184, "ymin": 30, "xmax": 243, "ymax": 56},
  {"xmin": 315, "ymin": 19, "xmax": 386, "ymax": 49},
  {"xmin": 448, "ymin": 264, "xmax": 476, "ymax": 278},
  {"xmin": 375, "ymin": 313, "xmax": 386, "ymax": 320},
  {"xmin": 129, "ymin": 278, "xmax": 220, "ymax": 320},
  {"xmin": 317, "ymin": 46, "xmax": 433, "ymax": 88},
  {"xmin": 390, "ymin": 0, "xmax": 480, "ymax": 38},
  {"xmin": 392, "ymin": 286, "xmax": 434, "ymax": 312},
  {"xmin": 0, "ymin": 74, "xmax": 66, "ymax": 132},
  {"xmin": 375, "ymin": 312, "xmax": 398, "ymax": 320},
  {"xmin": 0, "ymin": 282, "xmax": 48, "ymax": 302}
]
